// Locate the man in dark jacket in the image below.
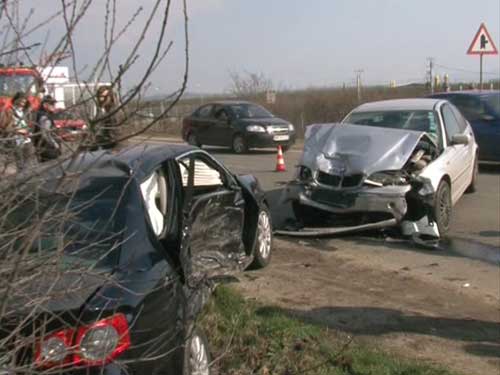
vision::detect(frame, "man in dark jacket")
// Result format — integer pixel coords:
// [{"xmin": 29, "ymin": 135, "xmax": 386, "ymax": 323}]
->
[{"xmin": 34, "ymin": 95, "xmax": 61, "ymax": 162}]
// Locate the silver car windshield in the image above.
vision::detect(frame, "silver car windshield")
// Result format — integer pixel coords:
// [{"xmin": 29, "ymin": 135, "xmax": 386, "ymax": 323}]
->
[{"xmin": 344, "ymin": 110, "xmax": 440, "ymax": 142}]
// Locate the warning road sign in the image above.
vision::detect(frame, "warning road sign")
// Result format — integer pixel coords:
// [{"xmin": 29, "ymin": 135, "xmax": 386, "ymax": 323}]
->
[{"xmin": 467, "ymin": 23, "xmax": 498, "ymax": 55}]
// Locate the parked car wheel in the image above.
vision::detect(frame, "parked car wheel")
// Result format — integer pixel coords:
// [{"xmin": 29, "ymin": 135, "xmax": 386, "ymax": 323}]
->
[
  {"xmin": 187, "ymin": 132, "xmax": 201, "ymax": 148},
  {"xmin": 434, "ymin": 180, "xmax": 452, "ymax": 236},
  {"xmin": 183, "ymin": 327, "xmax": 211, "ymax": 375},
  {"xmin": 249, "ymin": 207, "xmax": 273, "ymax": 269},
  {"xmin": 466, "ymin": 155, "xmax": 479, "ymax": 194},
  {"xmin": 232, "ymin": 134, "xmax": 248, "ymax": 154}
]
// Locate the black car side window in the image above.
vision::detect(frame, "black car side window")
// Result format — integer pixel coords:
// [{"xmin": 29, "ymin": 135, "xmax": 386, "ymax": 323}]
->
[
  {"xmin": 196, "ymin": 105, "xmax": 213, "ymax": 118},
  {"xmin": 178, "ymin": 155, "xmax": 225, "ymax": 197},
  {"xmin": 214, "ymin": 107, "xmax": 229, "ymax": 122},
  {"xmin": 441, "ymin": 104, "xmax": 462, "ymax": 144}
]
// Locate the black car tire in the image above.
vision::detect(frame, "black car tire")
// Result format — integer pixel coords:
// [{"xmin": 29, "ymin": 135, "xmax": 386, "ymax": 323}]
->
[
  {"xmin": 183, "ymin": 326, "xmax": 211, "ymax": 375},
  {"xmin": 249, "ymin": 206, "xmax": 273, "ymax": 269},
  {"xmin": 466, "ymin": 155, "xmax": 478, "ymax": 194},
  {"xmin": 232, "ymin": 134, "xmax": 248, "ymax": 154},
  {"xmin": 433, "ymin": 180, "xmax": 452, "ymax": 236},
  {"xmin": 187, "ymin": 132, "xmax": 201, "ymax": 148}
]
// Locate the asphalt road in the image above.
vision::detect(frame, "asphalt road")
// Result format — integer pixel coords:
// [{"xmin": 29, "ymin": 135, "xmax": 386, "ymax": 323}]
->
[{"xmin": 133, "ymin": 136, "xmax": 500, "ymax": 259}]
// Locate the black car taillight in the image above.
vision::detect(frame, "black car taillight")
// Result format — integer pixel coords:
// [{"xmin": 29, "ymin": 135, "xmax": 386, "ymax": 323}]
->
[
  {"xmin": 74, "ymin": 314, "xmax": 131, "ymax": 366},
  {"xmin": 35, "ymin": 329, "xmax": 74, "ymax": 368},
  {"xmin": 35, "ymin": 313, "xmax": 131, "ymax": 369}
]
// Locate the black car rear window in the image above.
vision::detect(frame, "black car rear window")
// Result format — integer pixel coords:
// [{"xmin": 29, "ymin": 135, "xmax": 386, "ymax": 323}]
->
[{"xmin": 5, "ymin": 183, "xmax": 129, "ymax": 270}]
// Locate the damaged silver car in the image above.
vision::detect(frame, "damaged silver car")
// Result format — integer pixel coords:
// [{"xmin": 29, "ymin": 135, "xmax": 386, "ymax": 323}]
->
[{"xmin": 286, "ymin": 99, "xmax": 478, "ymax": 240}]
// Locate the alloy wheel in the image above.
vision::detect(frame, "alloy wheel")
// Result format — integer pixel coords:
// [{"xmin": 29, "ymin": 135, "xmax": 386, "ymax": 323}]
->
[
  {"xmin": 232, "ymin": 136, "xmax": 246, "ymax": 153},
  {"xmin": 257, "ymin": 210, "xmax": 272, "ymax": 260},
  {"xmin": 189, "ymin": 334, "xmax": 210, "ymax": 375}
]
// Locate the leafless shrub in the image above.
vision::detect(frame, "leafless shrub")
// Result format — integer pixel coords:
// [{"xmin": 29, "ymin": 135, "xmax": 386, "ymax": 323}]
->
[{"xmin": 0, "ymin": 1, "xmax": 204, "ymax": 373}]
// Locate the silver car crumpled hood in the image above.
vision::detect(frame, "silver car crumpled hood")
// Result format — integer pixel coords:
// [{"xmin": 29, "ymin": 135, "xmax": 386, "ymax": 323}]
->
[{"xmin": 300, "ymin": 123, "xmax": 426, "ymax": 176}]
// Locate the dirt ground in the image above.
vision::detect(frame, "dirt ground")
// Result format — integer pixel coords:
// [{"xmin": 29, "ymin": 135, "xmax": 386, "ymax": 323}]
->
[{"xmin": 235, "ymin": 237, "xmax": 500, "ymax": 375}]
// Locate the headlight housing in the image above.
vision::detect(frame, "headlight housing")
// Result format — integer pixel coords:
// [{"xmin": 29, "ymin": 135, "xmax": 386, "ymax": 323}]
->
[
  {"xmin": 246, "ymin": 125, "xmax": 266, "ymax": 133},
  {"xmin": 296, "ymin": 166, "xmax": 313, "ymax": 181},
  {"xmin": 365, "ymin": 171, "xmax": 408, "ymax": 187},
  {"xmin": 288, "ymin": 123, "xmax": 294, "ymax": 132}
]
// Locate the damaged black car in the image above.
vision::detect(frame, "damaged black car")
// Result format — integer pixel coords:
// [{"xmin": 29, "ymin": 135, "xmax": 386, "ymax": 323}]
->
[
  {"xmin": 284, "ymin": 99, "xmax": 478, "ymax": 240},
  {"xmin": 0, "ymin": 144, "xmax": 273, "ymax": 374}
]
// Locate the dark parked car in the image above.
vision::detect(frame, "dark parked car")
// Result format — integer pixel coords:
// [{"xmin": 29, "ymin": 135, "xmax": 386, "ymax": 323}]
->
[
  {"xmin": 429, "ymin": 91, "xmax": 500, "ymax": 162},
  {"xmin": 0, "ymin": 144, "xmax": 273, "ymax": 374},
  {"xmin": 182, "ymin": 101, "xmax": 296, "ymax": 153}
]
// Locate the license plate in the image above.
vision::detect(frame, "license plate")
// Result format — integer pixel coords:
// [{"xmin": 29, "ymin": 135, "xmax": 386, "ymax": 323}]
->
[{"xmin": 273, "ymin": 135, "xmax": 289, "ymax": 141}]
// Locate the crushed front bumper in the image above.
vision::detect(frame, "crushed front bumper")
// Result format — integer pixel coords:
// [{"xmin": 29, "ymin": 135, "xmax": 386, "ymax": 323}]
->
[
  {"xmin": 290, "ymin": 182, "xmax": 411, "ymax": 222},
  {"xmin": 284, "ymin": 179, "xmax": 439, "ymax": 239}
]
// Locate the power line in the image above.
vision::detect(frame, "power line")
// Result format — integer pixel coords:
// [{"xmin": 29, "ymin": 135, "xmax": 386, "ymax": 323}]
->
[{"xmin": 434, "ymin": 63, "xmax": 499, "ymax": 76}]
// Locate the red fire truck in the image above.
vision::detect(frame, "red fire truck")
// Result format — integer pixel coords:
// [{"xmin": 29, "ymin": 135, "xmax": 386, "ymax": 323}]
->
[{"xmin": 0, "ymin": 65, "xmax": 44, "ymax": 111}]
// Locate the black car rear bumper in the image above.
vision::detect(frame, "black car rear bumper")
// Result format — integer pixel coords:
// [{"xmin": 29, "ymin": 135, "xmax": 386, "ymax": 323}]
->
[{"xmin": 245, "ymin": 132, "xmax": 296, "ymax": 149}]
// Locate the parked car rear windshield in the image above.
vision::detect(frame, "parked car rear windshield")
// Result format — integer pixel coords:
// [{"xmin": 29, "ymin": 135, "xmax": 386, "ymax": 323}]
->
[
  {"xmin": 484, "ymin": 94, "xmax": 500, "ymax": 117},
  {"xmin": 344, "ymin": 110, "xmax": 440, "ymax": 140},
  {"xmin": 5, "ymin": 184, "xmax": 129, "ymax": 270},
  {"xmin": 228, "ymin": 103, "xmax": 273, "ymax": 119}
]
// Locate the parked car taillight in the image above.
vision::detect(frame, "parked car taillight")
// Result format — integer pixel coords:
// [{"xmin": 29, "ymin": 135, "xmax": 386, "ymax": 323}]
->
[{"xmin": 35, "ymin": 313, "xmax": 130, "ymax": 369}]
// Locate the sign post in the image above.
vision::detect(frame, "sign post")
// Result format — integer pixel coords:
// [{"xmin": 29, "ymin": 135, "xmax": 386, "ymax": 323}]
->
[{"xmin": 467, "ymin": 23, "xmax": 498, "ymax": 90}]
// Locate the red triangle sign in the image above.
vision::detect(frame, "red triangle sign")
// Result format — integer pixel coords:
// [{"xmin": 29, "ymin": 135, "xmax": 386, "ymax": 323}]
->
[{"xmin": 467, "ymin": 23, "xmax": 498, "ymax": 55}]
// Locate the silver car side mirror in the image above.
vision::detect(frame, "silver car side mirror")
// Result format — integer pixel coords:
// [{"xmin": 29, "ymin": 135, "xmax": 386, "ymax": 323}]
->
[{"xmin": 451, "ymin": 134, "xmax": 469, "ymax": 146}]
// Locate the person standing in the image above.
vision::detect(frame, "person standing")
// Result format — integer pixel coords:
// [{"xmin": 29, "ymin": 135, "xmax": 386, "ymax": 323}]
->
[
  {"xmin": 34, "ymin": 95, "xmax": 61, "ymax": 162},
  {"xmin": 94, "ymin": 86, "xmax": 118, "ymax": 149},
  {"xmin": 1, "ymin": 92, "xmax": 35, "ymax": 171}
]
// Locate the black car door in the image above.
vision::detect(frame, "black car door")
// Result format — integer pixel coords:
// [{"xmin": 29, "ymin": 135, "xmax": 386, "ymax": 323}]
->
[
  {"xmin": 176, "ymin": 152, "xmax": 246, "ymax": 286},
  {"xmin": 208, "ymin": 105, "xmax": 233, "ymax": 146},
  {"xmin": 191, "ymin": 104, "xmax": 213, "ymax": 144}
]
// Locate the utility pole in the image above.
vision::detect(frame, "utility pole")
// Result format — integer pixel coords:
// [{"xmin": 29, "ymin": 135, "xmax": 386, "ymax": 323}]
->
[
  {"xmin": 355, "ymin": 69, "xmax": 364, "ymax": 103},
  {"xmin": 427, "ymin": 57, "xmax": 435, "ymax": 94}
]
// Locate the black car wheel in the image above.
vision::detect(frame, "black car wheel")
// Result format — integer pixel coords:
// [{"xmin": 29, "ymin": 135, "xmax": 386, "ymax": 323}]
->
[
  {"xmin": 466, "ymin": 155, "xmax": 478, "ymax": 193},
  {"xmin": 187, "ymin": 133, "xmax": 201, "ymax": 148},
  {"xmin": 249, "ymin": 207, "xmax": 273, "ymax": 269},
  {"xmin": 232, "ymin": 135, "xmax": 248, "ymax": 154},
  {"xmin": 183, "ymin": 327, "xmax": 211, "ymax": 375},
  {"xmin": 434, "ymin": 180, "xmax": 452, "ymax": 236}
]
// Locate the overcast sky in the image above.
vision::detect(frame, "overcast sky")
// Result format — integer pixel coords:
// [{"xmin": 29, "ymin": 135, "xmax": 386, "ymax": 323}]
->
[{"xmin": 8, "ymin": 0, "xmax": 500, "ymax": 94}]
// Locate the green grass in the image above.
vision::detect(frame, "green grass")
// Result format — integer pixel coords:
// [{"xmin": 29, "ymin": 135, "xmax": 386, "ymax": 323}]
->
[{"xmin": 200, "ymin": 286, "xmax": 460, "ymax": 375}]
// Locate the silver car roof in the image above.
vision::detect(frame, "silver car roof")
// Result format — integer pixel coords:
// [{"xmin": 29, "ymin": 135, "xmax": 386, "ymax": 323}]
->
[{"xmin": 352, "ymin": 98, "xmax": 443, "ymax": 112}]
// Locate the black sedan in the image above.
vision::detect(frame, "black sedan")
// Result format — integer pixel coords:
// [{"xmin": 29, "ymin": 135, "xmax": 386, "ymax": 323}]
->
[
  {"xmin": 0, "ymin": 144, "xmax": 273, "ymax": 374},
  {"xmin": 182, "ymin": 101, "xmax": 296, "ymax": 153}
]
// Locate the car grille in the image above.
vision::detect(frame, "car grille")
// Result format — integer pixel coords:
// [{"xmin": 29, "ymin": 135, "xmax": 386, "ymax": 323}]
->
[
  {"xmin": 317, "ymin": 171, "xmax": 363, "ymax": 188},
  {"xmin": 268, "ymin": 125, "xmax": 289, "ymax": 135}
]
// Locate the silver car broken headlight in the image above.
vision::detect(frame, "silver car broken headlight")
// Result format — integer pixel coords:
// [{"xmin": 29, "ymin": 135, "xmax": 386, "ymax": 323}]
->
[{"xmin": 365, "ymin": 171, "xmax": 408, "ymax": 187}]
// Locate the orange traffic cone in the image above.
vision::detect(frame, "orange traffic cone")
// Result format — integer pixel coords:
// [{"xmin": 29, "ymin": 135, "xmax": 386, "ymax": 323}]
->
[{"xmin": 275, "ymin": 145, "xmax": 286, "ymax": 172}]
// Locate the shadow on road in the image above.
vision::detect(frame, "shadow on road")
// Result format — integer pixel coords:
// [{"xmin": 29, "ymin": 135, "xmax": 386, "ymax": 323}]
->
[
  {"xmin": 255, "ymin": 305, "xmax": 500, "ymax": 358},
  {"xmin": 479, "ymin": 164, "xmax": 500, "ymax": 174}
]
